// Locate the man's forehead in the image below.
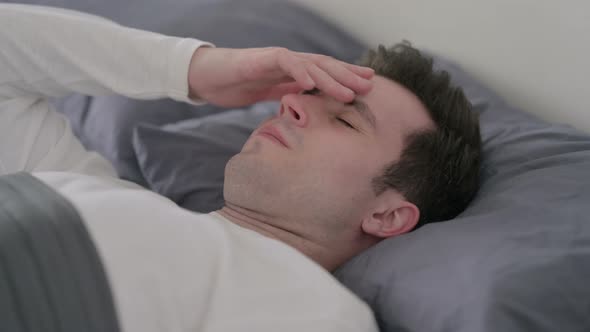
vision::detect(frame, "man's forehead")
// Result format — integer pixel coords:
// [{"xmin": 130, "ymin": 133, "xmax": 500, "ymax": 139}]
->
[
  {"xmin": 363, "ymin": 76, "xmax": 418, "ymax": 110},
  {"xmin": 362, "ymin": 75, "xmax": 433, "ymax": 135}
]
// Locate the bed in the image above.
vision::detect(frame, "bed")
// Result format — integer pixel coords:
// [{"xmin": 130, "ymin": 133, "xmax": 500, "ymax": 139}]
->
[{"xmin": 8, "ymin": 0, "xmax": 590, "ymax": 331}]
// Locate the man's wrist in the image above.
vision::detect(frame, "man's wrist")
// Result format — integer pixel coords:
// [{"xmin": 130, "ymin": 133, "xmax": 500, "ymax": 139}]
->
[
  {"xmin": 166, "ymin": 38, "xmax": 212, "ymax": 104},
  {"xmin": 187, "ymin": 45, "xmax": 215, "ymax": 100}
]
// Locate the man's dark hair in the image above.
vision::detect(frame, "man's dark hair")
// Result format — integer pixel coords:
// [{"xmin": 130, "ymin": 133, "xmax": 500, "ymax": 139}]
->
[{"xmin": 361, "ymin": 42, "xmax": 482, "ymax": 228}]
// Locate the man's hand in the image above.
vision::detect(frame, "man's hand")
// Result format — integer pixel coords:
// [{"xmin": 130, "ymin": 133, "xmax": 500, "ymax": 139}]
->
[{"xmin": 187, "ymin": 47, "xmax": 374, "ymax": 107}]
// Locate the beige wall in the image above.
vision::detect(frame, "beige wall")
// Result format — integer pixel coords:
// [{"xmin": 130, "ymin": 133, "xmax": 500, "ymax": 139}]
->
[{"xmin": 292, "ymin": 0, "xmax": 590, "ymax": 132}]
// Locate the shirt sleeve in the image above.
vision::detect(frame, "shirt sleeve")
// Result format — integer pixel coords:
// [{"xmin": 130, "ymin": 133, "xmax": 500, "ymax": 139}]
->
[{"xmin": 0, "ymin": 4, "xmax": 212, "ymax": 174}]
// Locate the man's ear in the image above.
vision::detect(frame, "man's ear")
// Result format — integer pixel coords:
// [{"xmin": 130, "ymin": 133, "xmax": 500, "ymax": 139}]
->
[{"xmin": 361, "ymin": 199, "xmax": 420, "ymax": 238}]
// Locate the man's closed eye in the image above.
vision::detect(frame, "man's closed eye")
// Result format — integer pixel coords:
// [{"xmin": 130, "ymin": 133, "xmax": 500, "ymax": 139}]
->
[{"xmin": 337, "ymin": 118, "xmax": 355, "ymax": 129}]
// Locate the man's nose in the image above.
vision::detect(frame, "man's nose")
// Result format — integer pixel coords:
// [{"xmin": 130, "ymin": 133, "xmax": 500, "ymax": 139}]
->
[{"xmin": 279, "ymin": 94, "xmax": 308, "ymax": 127}]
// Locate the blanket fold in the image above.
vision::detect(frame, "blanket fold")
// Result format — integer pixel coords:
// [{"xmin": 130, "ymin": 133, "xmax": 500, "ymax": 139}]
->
[{"xmin": 0, "ymin": 172, "xmax": 120, "ymax": 332}]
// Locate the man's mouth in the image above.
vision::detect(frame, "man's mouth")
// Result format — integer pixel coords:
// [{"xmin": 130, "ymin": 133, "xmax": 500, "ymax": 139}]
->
[{"xmin": 257, "ymin": 125, "xmax": 290, "ymax": 148}]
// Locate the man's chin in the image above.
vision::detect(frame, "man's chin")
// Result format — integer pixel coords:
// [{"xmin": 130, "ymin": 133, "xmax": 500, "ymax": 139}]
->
[
  {"xmin": 224, "ymin": 155, "xmax": 284, "ymax": 204},
  {"xmin": 238, "ymin": 139, "xmax": 262, "ymax": 155}
]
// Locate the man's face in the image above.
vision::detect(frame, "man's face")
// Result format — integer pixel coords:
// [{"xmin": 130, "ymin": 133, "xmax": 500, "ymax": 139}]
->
[{"xmin": 223, "ymin": 76, "xmax": 433, "ymax": 236}]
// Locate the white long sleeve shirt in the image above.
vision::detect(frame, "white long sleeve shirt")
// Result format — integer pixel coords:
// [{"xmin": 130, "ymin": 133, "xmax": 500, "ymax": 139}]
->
[{"xmin": 0, "ymin": 4, "xmax": 378, "ymax": 332}]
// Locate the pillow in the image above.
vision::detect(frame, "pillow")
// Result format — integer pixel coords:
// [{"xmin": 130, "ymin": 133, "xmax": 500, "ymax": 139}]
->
[
  {"xmin": 32, "ymin": 0, "xmax": 367, "ymax": 186},
  {"xmin": 132, "ymin": 54, "xmax": 590, "ymax": 332}
]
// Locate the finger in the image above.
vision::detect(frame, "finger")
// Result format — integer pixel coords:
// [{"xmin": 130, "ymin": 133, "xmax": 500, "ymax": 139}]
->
[
  {"xmin": 316, "ymin": 60, "xmax": 373, "ymax": 95},
  {"xmin": 342, "ymin": 63, "xmax": 375, "ymax": 79},
  {"xmin": 276, "ymin": 49, "xmax": 316, "ymax": 90},
  {"xmin": 296, "ymin": 53, "xmax": 375, "ymax": 79},
  {"xmin": 308, "ymin": 64, "xmax": 355, "ymax": 103},
  {"xmin": 262, "ymin": 82, "xmax": 305, "ymax": 101},
  {"xmin": 260, "ymin": 76, "xmax": 297, "ymax": 86}
]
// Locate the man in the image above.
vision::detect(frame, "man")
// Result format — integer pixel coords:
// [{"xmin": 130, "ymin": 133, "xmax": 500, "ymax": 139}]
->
[{"xmin": 0, "ymin": 3, "xmax": 480, "ymax": 332}]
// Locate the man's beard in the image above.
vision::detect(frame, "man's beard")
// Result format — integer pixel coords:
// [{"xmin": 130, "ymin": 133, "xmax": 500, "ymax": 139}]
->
[{"xmin": 222, "ymin": 152, "xmax": 287, "ymax": 212}]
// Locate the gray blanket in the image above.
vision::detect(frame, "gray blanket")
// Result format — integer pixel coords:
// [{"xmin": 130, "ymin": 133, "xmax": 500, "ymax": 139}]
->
[{"xmin": 0, "ymin": 173, "xmax": 120, "ymax": 332}]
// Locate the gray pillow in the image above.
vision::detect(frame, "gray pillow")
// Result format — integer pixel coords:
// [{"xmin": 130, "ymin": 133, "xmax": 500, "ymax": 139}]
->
[{"xmin": 133, "ymin": 55, "xmax": 590, "ymax": 332}]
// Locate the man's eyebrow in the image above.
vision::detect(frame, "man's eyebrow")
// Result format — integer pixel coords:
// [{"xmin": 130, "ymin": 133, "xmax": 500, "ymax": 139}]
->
[{"xmin": 347, "ymin": 98, "xmax": 377, "ymax": 130}]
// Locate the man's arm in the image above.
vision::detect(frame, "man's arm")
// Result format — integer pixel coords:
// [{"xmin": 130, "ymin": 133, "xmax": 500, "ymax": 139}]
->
[
  {"xmin": 0, "ymin": 4, "xmax": 209, "ymax": 103},
  {"xmin": 0, "ymin": 4, "xmax": 373, "ymax": 175},
  {"xmin": 0, "ymin": 4, "xmax": 210, "ymax": 174}
]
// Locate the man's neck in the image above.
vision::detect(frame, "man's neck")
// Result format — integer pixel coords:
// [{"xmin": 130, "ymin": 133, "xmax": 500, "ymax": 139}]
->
[{"xmin": 216, "ymin": 204, "xmax": 340, "ymax": 271}]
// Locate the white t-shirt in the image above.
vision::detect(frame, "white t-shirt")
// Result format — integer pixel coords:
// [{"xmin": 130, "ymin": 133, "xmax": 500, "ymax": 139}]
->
[{"xmin": 0, "ymin": 4, "xmax": 378, "ymax": 332}]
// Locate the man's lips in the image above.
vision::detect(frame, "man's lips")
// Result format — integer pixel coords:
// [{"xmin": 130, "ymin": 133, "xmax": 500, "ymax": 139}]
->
[{"xmin": 257, "ymin": 125, "xmax": 290, "ymax": 148}]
